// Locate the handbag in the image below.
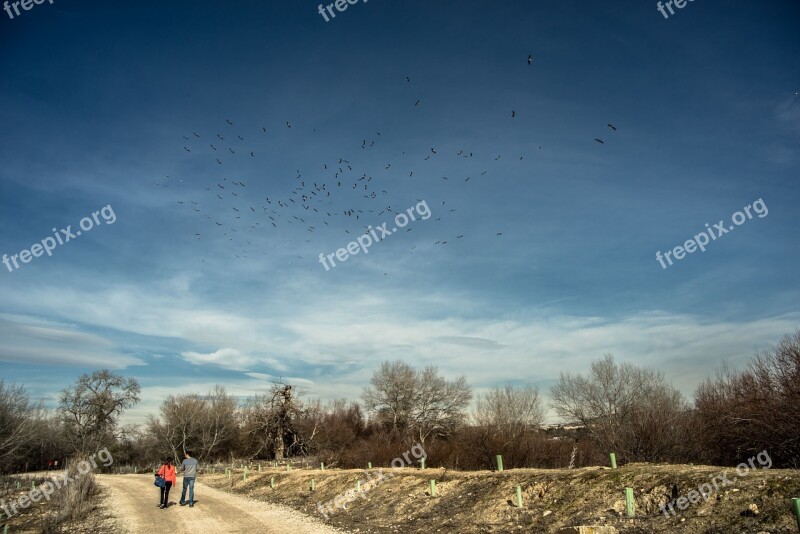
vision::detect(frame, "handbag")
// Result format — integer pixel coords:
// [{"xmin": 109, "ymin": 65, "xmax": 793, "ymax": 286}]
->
[{"xmin": 154, "ymin": 473, "xmax": 166, "ymax": 488}]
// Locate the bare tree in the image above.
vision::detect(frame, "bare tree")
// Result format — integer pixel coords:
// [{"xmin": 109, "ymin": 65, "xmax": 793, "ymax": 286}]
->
[
  {"xmin": 413, "ymin": 367, "xmax": 472, "ymax": 444},
  {"xmin": 240, "ymin": 382, "xmax": 304, "ymax": 459},
  {"xmin": 550, "ymin": 354, "xmax": 689, "ymax": 462},
  {"xmin": 148, "ymin": 386, "xmax": 237, "ymax": 462},
  {"xmin": 362, "ymin": 361, "xmax": 416, "ymax": 434},
  {"xmin": 58, "ymin": 370, "xmax": 140, "ymax": 454},
  {"xmin": 362, "ymin": 361, "xmax": 471, "ymax": 444},
  {"xmin": 474, "ymin": 385, "xmax": 545, "ymax": 448}
]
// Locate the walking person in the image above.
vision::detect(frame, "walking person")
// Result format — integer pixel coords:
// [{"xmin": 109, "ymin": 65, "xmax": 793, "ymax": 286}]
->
[
  {"xmin": 156, "ymin": 457, "xmax": 177, "ymax": 509},
  {"xmin": 179, "ymin": 451, "xmax": 198, "ymax": 507}
]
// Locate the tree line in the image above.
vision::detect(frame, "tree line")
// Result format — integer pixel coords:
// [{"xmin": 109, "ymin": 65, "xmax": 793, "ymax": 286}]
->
[{"xmin": 1, "ymin": 329, "xmax": 798, "ymax": 473}]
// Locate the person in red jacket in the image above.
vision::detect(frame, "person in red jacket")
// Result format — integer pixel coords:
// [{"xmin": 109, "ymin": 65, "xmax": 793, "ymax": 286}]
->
[{"xmin": 156, "ymin": 457, "xmax": 177, "ymax": 509}]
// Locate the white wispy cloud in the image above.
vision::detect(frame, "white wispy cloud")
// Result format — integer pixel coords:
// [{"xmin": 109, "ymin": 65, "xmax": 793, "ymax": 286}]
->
[{"xmin": 0, "ymin": 316, "xmax": 144, "ymax": 368}]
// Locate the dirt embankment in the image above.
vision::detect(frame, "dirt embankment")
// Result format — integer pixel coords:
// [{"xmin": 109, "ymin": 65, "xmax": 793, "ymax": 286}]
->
[{"xmin": 201, "ymin": 463, "xmax": 800, "ymax": 533}]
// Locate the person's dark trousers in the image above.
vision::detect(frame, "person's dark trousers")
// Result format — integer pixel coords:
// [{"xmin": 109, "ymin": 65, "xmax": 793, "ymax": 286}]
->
[
  {"xmin": 160, "ymin": 482, "xmax": 172, "ymax": 506},
  {"xmin": 180, "ymin": 477, "xmax": 195, "ymax": 505}
]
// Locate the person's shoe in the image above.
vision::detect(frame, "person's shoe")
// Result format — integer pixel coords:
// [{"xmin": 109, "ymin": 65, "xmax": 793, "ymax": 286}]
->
[
  {"xmin": 189, "ymin": 503, "xmax": 194, "ymax": 508},
  {"xmin": 179, "ymin": 501, "xmax": 186, "ymax": 506},
  {"xmin": 159, "ymin": 504, "xmax": 166, "ymax": 509}
]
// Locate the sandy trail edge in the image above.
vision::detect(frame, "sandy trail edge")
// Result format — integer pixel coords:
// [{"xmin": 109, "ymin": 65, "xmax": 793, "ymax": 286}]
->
[{"xmin": 96, "ymin": 474, "xmax": 347, "ymax": 534}]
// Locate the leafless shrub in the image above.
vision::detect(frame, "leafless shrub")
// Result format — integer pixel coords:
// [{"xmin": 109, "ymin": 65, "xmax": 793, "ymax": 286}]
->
[{"xmin": 695, "ymin": 329, "xmax": 800, "ymax": 467}]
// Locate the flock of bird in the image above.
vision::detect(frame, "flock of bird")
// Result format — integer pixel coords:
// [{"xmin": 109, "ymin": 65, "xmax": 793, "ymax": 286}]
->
[{"xmin": 161, "ymin": 55, "xmax": 620, "ymax": 272}]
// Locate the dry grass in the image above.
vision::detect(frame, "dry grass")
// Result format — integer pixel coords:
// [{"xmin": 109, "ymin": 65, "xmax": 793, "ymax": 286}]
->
[
  {"xmin": 40, "ymin": 464, "xmax": 100, "ymax": 534},
  {"xmin": 202, "ymin": 463, "xmax": 800, "ymax": 533}
]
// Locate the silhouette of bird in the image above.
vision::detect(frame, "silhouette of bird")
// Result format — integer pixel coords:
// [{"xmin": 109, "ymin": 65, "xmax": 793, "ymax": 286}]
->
[
  {"xmin": 226, "ymin": 119, "xmax": 233, "ymax": 125},
  {"xmin": 512, "ymin": 110, "xmax": 516, "ymax": 118},
  {"xmin": 286, "ymin": 121, "xmax": 292, "ymax": 128},
  {"xmin": 528, "ymin": 54, "xmax": 532, "ymax": 65},
  {"xmin": 595, "ymin": 138, "xmax": 604, "ymax": 144},
  {"xmin": 608, "ymin": 124, "xmax": 617, "ymax": 131},
  {"xmin": 415, "ymin": 100, "xmax": 420, "ymax": 106}
]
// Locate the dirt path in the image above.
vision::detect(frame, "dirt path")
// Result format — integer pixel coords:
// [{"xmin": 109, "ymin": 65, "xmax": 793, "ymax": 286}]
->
[{"xmin": 96, "ymin": 474, "xmax": 346, "ymax": 534}]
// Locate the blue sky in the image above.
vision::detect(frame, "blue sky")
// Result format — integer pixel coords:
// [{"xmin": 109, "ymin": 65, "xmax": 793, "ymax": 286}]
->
[{"xmin": 1, "ymin": 0, "xmax": 798, "ymax": 423}]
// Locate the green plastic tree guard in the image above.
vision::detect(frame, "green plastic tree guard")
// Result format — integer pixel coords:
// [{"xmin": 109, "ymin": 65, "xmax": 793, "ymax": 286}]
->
[
  {"xmin": 625, "ymin": 487, "xmax": 635, "ymax": 518},
  {"xmin": 791, "ymin": 498, "xmax": 800, "ymax": 530},
  {"xmin": 610, "ymin": 453, "xmax": 617, "ymax": 469},
  {"xmin": 430, "ymin": 479, "xmax": 436, "ymax": 497},
  {"xmin": 515, "ymin": 485, "xmax": 523, "ymax": 507},
  {"xmin": 496, "ymin": 455, "xmax": 504, "ymax": 472}
]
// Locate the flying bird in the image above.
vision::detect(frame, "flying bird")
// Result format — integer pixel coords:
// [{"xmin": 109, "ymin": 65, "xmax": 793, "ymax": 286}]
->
[
  {"xmin": 607, "ymin": 124, "xmax": 617, "ymax": 131},
  {"xmin": 226, "ymin": 119, "xmax": 233, "ymax": 125},
  {"xmin": 594, "ymin": 138, "xmax": 605, "ymax": 144},
  {"xmin": 528, "ymin": 54, "xmax": 532, "ymax": 65}
]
